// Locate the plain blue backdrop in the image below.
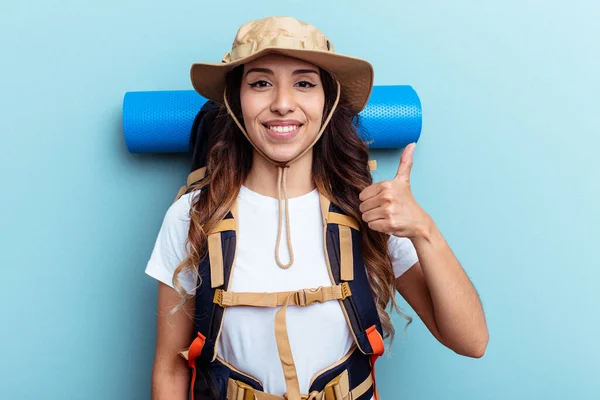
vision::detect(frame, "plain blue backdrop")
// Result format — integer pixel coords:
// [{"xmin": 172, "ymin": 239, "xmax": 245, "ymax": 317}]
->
[{"xmin": 1, "ymin": 1, "xmax": 599, "ymax": 399}]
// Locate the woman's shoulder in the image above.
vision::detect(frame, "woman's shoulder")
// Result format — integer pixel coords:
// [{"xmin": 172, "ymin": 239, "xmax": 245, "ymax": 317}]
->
[
  {"xmin": 145, "ymin": 190, "xmax": 200, "ymax": 292},
  {"xmin": 148, "ymin": 190, "xmax": 200, "ymax": 262}
]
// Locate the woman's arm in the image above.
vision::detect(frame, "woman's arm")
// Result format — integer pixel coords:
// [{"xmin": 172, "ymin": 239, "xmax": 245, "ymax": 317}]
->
[
  {"xmin": 395, "ymin": 226, "xmax": 489, "ymax": 357},
  {"xmin": 359, "ymin": 143, "xmax": 488, "ymax": 357},
  {"xmin": 151, "ymin": 282, "xmax": 195, "ymax": 400}
]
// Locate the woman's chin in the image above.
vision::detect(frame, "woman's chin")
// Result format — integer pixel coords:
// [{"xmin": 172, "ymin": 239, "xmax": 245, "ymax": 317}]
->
[
  {"xmin": 258, "ymin": 144, "xmax": 304, "ymax": 164},
  {"xmin": 267, "ymin": 151, "xmax": 299, "ymax": 163}
]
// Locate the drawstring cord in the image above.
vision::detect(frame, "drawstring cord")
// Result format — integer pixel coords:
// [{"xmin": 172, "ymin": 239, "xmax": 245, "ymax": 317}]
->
[{"xmin": 276, "ymin": 165, "xmax": 294, "ymax": 268}]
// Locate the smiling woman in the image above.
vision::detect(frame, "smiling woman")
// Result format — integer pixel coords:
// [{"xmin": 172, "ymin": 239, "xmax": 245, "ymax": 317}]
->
[
  {"xmin": 145, "ymin": 15, "xmax": 488, "ymax": 400},
  {"xmin": 240, "ymin": 55, "xmax": 326, "ymax": 163}
]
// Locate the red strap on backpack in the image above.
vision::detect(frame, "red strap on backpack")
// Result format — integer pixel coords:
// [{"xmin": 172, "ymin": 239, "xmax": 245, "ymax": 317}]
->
[
  {"xmin": 187, "ymin": 332, "xmax": 206, "ymax": 400},
  {"xmin": 366, "ymin": 325, "xmax": 385, "ymax": 400}
]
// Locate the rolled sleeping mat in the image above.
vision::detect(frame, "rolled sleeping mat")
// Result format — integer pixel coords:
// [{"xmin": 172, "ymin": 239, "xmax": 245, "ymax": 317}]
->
[{"xmin": 122, "ymin": 85, "xmax": 422, "ymax": 153}]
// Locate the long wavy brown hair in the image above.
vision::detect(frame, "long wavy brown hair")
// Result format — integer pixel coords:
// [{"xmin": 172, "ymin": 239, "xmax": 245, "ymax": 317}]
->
[{"xmin": 172, "ymin": 64, "xmax": 411, "ymax": 342}]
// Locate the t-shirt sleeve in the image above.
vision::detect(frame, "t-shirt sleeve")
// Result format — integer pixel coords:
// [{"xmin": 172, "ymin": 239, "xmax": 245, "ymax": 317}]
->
[
  {"xmin": 388, "ymin": 235, "xmax": 419, "ymax": 278},
  {"xmin": 145, "ymin": 192, "xmax": 197, "ymax": 294}
]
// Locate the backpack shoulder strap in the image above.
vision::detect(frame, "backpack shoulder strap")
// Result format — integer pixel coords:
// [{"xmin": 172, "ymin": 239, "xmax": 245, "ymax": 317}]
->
[
  {"xmin": 191, "ymin": 199, "xmax": 238, "ymax": 363},
  {"xmin": 319, "ymin": 193, "xmax": 385, "ymax": 356},
  {"xmin": 173, "ymin": 167, "xmax": 207, "ymax": 203}
]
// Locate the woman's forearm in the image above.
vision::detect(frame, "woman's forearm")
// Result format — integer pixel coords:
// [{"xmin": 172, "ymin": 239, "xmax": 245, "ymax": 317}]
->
[
  {"xmin": 411, "ymin": 217, "xmax": 489, "ymax": 357},
  {"xmin": 151, "ymin": 364, "xmax": 190, "ymax": 400}
]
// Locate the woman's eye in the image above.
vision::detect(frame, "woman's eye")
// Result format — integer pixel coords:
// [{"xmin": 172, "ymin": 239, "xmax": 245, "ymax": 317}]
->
[
  {"xmin": 296, "ymin": 81, "xmax": 317, "ymax": 88},
  {"xmin": 249, "ymin": 80, "xmax": 271, "ymax": 88}
]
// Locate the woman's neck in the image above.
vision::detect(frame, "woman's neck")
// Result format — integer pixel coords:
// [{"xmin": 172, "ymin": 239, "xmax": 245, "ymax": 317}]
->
[{"xmin": 243, "ymin": 150, "xmax": 316, "ymax": 199}]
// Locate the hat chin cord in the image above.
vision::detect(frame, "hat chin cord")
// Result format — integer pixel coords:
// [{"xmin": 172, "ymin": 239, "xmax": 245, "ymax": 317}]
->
[{"xmin": 223, "ymin": 79, "xmax": 341, "ymax": 269}]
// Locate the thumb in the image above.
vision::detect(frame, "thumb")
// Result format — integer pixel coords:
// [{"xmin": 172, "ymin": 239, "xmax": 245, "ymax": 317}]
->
[{"xmin": 395, "ymin": 143, "xmax": 416, "ymax": 182}]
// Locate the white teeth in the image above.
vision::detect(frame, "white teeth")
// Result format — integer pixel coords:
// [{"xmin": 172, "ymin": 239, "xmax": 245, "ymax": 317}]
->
[{"xmin": 268, "ymin": 125, "xmax": 298, "ymax": 133}]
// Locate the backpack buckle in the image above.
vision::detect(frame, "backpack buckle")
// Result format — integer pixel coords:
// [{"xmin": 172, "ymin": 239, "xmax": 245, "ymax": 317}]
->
[
  {"xmin": 340, "ymin": 282, "xmax": 351, "ymax": 300},
  {"xmin": 213, "ymin": 289, "xmax": 224, "ymax": 306},
  {"xmin": 295, "ymin": 287, "xmax": 324, "ymax": 307}
]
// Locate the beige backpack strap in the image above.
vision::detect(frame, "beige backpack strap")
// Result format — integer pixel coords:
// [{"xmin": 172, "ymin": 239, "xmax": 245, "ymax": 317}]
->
[
  {"xmin": 328, "ymin": 213, "xmax": 360, "ymax": 282},
  {"xmin": 187, "ymin": 166, "xmax": 207, "ymax": 185},
  {"xmin": 318, "ymin": 193, "xmax": 360, "ymax": 283},
  {"xmin": 173, "ymin": 166, "xmax": 208, "ymax": 203},
  {"xmin": 338, "ymin": 225, "xmax": 354, "ymax": 282},
  {"xmin": 368, "ymin": 160, "xmax": 377, "ymax": 171},
  {"xmin": 207, "ymin": 233, "xmax": 224, "ymax": 288},
  {"xmin": 319, "ymin": 193, "xmax": 331, "ymax": 226},
  {"xmin": 213, "ymin": 283, "xmax": 351, "ymax": 308},
  {"xmin": 327, "ymin": 213, "xmax": 360, "ymax": 231},
  {"xmin": 275, "ymin": 293, "xmax": 302, "ymax": 399},
  {"xmin": 207, "ymin": 215, "xmax": 237, "ymax": 289}
]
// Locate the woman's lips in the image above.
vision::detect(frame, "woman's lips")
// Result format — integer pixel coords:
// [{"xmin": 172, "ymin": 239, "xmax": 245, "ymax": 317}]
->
[{"xmin": 263, "ymin": 124, "xmax": 302, "ymax": 140}]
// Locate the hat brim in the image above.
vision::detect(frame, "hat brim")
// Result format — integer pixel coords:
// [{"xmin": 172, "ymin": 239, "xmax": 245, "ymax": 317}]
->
[{"xmin": 190, "ymin": 47, "xmax": 374, "ymax": 114}]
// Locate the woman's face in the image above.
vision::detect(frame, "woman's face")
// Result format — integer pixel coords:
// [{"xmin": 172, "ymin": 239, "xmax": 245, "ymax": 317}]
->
[{"xmin": 239, "ymin": 54, "xmax": 326, "ymax": 163}]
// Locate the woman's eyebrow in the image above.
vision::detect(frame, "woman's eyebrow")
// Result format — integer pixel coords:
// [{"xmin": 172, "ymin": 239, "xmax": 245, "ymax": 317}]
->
[
  {"xmin": 245, "ymin": 67, "xmax": 273, "ymax": 77},
  {"xmin": 244, "ymin": 68, "xmax": 319, "ymax": 77},
  {"xmin": 293, "ymin": 69, "xmax": 319, "ymax": 76}
]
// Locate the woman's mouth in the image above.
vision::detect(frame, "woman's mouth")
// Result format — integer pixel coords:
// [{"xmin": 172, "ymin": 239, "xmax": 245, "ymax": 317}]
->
[{"xmin": 263, "ymin": 124, "xmax": 302, "ymax": 140}]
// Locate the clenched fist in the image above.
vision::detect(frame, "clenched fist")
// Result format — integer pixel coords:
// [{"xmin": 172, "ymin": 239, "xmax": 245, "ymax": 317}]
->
[{"xmin": 359, "ymin": 143, "xmax": 431, "ymax": 239}]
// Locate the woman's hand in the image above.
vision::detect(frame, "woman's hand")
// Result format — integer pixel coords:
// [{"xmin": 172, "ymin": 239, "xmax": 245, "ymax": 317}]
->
[{"xmin": 359, "ymin": 143, "xmax": 431, "ymax": 239}]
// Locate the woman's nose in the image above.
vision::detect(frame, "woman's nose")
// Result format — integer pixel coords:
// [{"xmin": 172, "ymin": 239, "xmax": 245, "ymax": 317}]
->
[{"xmin": 270, "ymin": 85, "xmax": 295, "ymax": 115}]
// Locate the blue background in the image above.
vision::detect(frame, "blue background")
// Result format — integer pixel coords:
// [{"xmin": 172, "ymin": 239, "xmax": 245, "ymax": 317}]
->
[{"xmin": 1, "ymin": 1, "xmax": 599, "ymax": 399}]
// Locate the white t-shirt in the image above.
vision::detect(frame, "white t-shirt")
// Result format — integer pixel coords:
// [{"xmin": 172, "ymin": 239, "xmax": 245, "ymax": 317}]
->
[{"xmin": 145, "ymin": 186, "xmax": 418, "ymax": 396}]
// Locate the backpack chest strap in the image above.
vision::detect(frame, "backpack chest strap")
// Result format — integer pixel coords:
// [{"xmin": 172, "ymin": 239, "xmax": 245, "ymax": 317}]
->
[{"xmin": 213, "ymin": 283, "xmax": 351, "ymax": 308}]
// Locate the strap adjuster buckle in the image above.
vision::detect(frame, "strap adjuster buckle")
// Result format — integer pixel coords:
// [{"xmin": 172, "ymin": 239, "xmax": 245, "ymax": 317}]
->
[
  {"xmin": 340, "ymin": 282, "xmax": 351, "ymax": 300},
  {"xmin": 213, "ymin": 289, "xmax": 224, "ymax": 306},
  {"xmin": 295, "ymin": 287, "xmax": 324, "ymax": 307}
]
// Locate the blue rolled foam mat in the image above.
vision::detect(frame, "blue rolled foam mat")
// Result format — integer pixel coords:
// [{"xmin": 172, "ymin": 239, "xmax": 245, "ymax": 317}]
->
[{"xmin": 123, "ymin": 85, "xmax": 422, "ymax": 153}]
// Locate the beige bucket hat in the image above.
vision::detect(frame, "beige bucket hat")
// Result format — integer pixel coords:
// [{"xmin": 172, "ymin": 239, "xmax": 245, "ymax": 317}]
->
[{"xmin": 190, "ymin": 16, "xmax": 374, "ymax": 113}]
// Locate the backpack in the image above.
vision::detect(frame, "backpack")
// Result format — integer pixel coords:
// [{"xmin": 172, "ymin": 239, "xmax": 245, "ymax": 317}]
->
[{"xmin": 173, "ymin": 102, "xmax": 386, "ymax": 400}]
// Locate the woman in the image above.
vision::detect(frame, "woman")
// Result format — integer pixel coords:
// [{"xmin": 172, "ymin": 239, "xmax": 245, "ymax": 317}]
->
[{"xmin": 146, "ymin": 16, "xmax": 489, "ymax": 400}]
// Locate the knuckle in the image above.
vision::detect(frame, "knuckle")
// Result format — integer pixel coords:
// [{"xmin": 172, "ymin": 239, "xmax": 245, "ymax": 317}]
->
[
  {"xmin": 380, "ymin": 181, "xmax": 392, "ymax": 190},
  {"xmin": 385, "ymin": 205, "xmax": 395, "ymax": 216}
]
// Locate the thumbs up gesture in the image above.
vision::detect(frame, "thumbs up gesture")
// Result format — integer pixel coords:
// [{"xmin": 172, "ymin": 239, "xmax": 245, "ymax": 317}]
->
[{"xmin": 359, "ymin": 143, "xmax": 431, "ymax": 239}]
